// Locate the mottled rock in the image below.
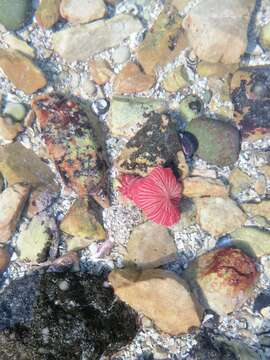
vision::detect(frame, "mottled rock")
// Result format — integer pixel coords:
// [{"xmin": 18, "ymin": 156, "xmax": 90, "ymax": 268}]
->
[
  {"xmin": 183, "ymin": 0, "xmax": 255, "ymax": 64},
  {"xmin": 16, "ymin": 215, "xmax": 55, "ymax": 263},
  {"xmin": 177, "ymin": 150, "xmax": 189, "ymax": 178},
  {"xmin": 26, "ymin": 186, "xmax": 55, "ymax": 218},
  {"xmin": 125, "ymin": 222, "xmax": 177, "ymax": 268},
  {"xmin": 109, "ymin": 96, "xmax": 167, "ymax": 139},
  {"xmin": 197, "ymin": 62, "xmax": 238, "ymax": 79},
  {"xmin": 183, "ymin": 177, "xmax": 229, "ymax": 198},
  {"xmin": 195, "ymin": 197, "xmax": 246, "ymax": 237},
  {"xmin": 35, "ymin": 0, "xmax": 61, "ymax": 29},
  {"xmin": 0, "ymin": 184, "xmax": 30, "ymax": 243},
  {"xmin": 260, "ymin": 21, "xmax": 270, "ymax": 50},
  {"xmin": 60, "ymin": 198, "xmax": 105, "ymax": 247},
  {"xmin": 32, "ymin": 94, "xmax": 108, "ymax": 207},
  {"xmin": 60, "ymin": 0, "xmax": 106, "ymax": 24},
  {"xmin": 0, "ymin": 49, "xmax": 47, "ymax": 94},
  {"xmin": 230, "ymin": 227, "xmax": 270, "ymax": 258},
  {"xmin": 0, "ymin": 116, "xmax": 23, "ymax": 141},
  {"xmin": 0, "ymin": 247, "xmax": 10, "ymax": 273},
  {"xmin": 242, "ymin": 201, "xmax": 270, "ymax": 222},
  {"xmin": 171, "ymin": 0, "xmax": 190, "ymax": 12},
  {"xmin": 163, "ymin": 65, "xmax": 189, "ymax": 92},
  {"xmin": 187, "ymin": 117, "xmax": 240, "ymax": 166},
  {"xmin": 114, "ymin": 63, "xmax": 155, "ymax": 94},
  {"xmin": 0, "ymin": 0, "xmax": 32, "ymax": 30},
  {"xmin": 185, "ymin": 248, "xmax": 258, "ymax": 315},
  {"xmin": 172, "ymin": 198, "xmax": 197, "ymax": 231},
  {"xmin": 229, "ymin": 168, "xmax": 252, "ymax": 197},
  {"xmin": 53, "ymin": 14, "xmax": 142, "ymax": 62},
  {"xmin": 0, "ymin": 272, "xmax": 138, "ymax": 359},
  {"xmin": 4, "ymin": 33, "xmax": 35, "ymax": 58},
  {"xmin": 112, "ymin": 46, "xmax": 131, "ymax": 64},
  {"xmin": 89, "ymin": 58, "xmax": 113, "ymax": 85},
  {"xmin": 109, "ymin": 268, "xmax": 201, "ymax": 335},
  {"xmin": 137, "ymin": 5, "xmax": 187, "ymax": 75},
  {"xmin": 0, "ymin": 142, "xmax": 59, "ymax": 193},
  {"xmin": 116, "ymin": 113, "xmax": 182, "ymax": 176},
  {"xmin": 179, "ymin": 95, "xmax": 204, "ymax": 123},
  {"xmin": 3, "ymin": 102, "xmax": 26, "ymax": 122}
]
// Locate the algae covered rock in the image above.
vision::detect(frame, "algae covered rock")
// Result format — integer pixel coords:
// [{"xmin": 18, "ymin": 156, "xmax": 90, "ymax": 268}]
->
[{"xmin": 0, "ymin": 0, "xmax": 32, "ymax": 30}]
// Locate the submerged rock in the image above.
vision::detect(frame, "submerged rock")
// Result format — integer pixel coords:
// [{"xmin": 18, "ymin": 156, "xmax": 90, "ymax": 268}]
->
[
  {"xmin": 0, "ymin": 246, "xmax": 10, "ymax": 274},
  {"xmin": 242, "ymin": 201, "xmax": 270, "ymax": 222},
  {"xmin": 185, "ymin": 248, "xmax": 258, "ymax": 316},
  {"xmin": 0, "ymin": 0, "xmax": 32, "ymax": 30},
  {"xmin": 182, "ymin": 177, "xmax": 229, "ymax": 198},
  {"xmin": 0, "ymin": 116, "xmax": 23, "ymax": 141},
  {"xmin": 229, "ymin": 168, "xmax": 252, "ymax": 198},
  {"xmin": 163, "ymin": 65, "xmax": 189, "ymax": 92},
  {"xmin": 0, "ymin": 271, "xmax": 138, "ymax": 359},
  {"xmin": 35, "ymin": 0, "xmax": 61, "ymax": 29},
  {"xmin": 32, "ymin": 94, "xmax": 108, "ymax": 207},
  {"xmin": 259, "ymin": 21, "xmax": 270, "ymax": 50},
  {"xmin": 60, "ymin": 0, "xmax": 106, "ymax": 24},
  {"xmin": 89, "ymin": 58, "xmax": 113, "ymax": 85}
]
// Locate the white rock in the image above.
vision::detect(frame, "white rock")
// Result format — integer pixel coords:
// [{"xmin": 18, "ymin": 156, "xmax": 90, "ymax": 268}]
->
[
  {"xmin": 60, "ymin": 0, "xmax": 106, "ymax": 24},
  {"xmin": 112, "ymin": 45, "xmax": 131, "ymax": 64}
]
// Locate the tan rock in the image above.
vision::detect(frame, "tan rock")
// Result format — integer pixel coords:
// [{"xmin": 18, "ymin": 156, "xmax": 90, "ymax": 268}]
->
[
  {"xmin": 125, "ymin": 222, "xmax": 177, "ymax": 268},
  {"xmin": 177, "ymin": 150, "xmax": 189, "ymax": 178},
  {"xmin": 183, "ymin": 177, "xmax": 229, "ymax": 198},
  {"xmin": 254, "ymin": 175, "xmax": 266, "ymax": 196},
  {"xmin": 229, "ymin": 168, "xmax": 252, "ymax": 197},
  {"xmin": 163, "ymin": 65, "xmax": 189, "ymax": 92},
  {"xmin": 0, "ymin": 116, "xmax": 23, "ymax": 141},
  {"xmin": 0, "ymin": 246, "xmax": 10, "ymax": 273},
  {"xmin": 4, "ymin": 33, "xmax": 35, "ymax": 58},
  {"xmin": 172, "ymin": 198, "xmax": 196, "ymax": 231},
  {"xmin": 60, "ymin": 0, "xmax": 106, "ymax": 24},
  {"xmin": 26, "ymin": 186, "xmax": 55, "ymax": 218},
  {"xmin": 242, "ymin": 200, "xmax": 270, "ymax": 222},
  {"xmin": 35, "ymin": 0, "xmax": 61, "ymax": 29},
  {"xmin": 190, "ymin": 168, "xmax": 217, "ymax": 178},
  {"xmin": 109, "ymin": 268, "xmax": 202, "ymax": 335},
  {"xmin": 197, "ymin": 62, "xmax": 238, "ymax": 78},
  {"xmin": 195, "ymin": 197, "xmax": 247, "ymax": 237},
  {"xmin": 171, "ymin": 0, "xmax": 190, "ymax": 12},
  {"xmin": 0, "ymin": 184, "xmax": 30, "ymax": 243},
  {"xmin": 114, "ymin": 63, "xmax": 155, "ymax": 94},
  {"xmin": 259, "ymin": 165, "xmax": 270, "ymax": 180},
  {"xmin": 0, "ymin": 49, "xmax": 47, "ymax": 94},
  {"xmin": 89, "ymin": 58, "xmax": 113, "ymax": 85}
]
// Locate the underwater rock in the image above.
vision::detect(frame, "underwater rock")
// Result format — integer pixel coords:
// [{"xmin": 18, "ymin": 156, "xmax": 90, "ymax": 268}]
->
[
  {"xmin": 242, "ymin": 200, "xmax": 270, "ymax": 222},
  {"xmin": 89, "ymin": 58, "xmax": 114, "ymax": 85},
  {"xmin": 60, "ymin": 0, "xmax": 106, "ymax": 24},
  {"xmin": 35, "ymin": 0, "xmax": 61, "ymax": 29},
  {"xmin": 0, "ymin": 271, "xmax": 138, "ymax": 359},
  {"xmin": 32, "ymin": 94, "xmax": 109, "ymax": 208},
  {"xmin": 0, "ymin": 0, "xmax": 32, "ymax": 30},
  {"xmin": 163, "ymin": 65, "xmax": 189, "ymax": 92},
  {"xmin": 179, "ymin": 95, "xmax": 204, "ymax": 123},
  {"xmin": 228, "ymin": 168, "xmax": 252, "ymax": 198},
  {"xmin": 0, "ymin": 116, "xmax": 23, "ymax": 141},
  {"xmin": 182, "ymin": 177, "xmax": 229, "ymax": 198},
  {"xmin": 259, "ymin": 21, "xmax": 270, "ymax": 50},
  {"xmin": 0, "ymin": 246, "xmax": 10, "ymax": 274}
]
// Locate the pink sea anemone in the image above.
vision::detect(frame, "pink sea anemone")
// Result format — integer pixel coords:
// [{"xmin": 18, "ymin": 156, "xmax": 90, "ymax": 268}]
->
[{"xmin": 118, "ymin": 167, "xmax": 182, "ymax": 227}]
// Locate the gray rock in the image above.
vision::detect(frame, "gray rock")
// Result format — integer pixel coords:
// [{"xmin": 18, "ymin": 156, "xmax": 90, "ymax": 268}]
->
[{"xmin": 0, "ymin": 0, "xmax": 32, "ymax": 30}]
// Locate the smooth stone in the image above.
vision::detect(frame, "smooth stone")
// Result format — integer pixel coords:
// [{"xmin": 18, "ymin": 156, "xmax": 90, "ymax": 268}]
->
[
  {"xmin": 195, "ymin": 197, "xmax": 247, "ymax": 237},
  {"xmin": 0, "ymin": 246, "xmax": 10, "ymax": 273},
  {"xmin": 171, "ymin": 198, "xmax": 196, "ymax": 231},
  {"xmin": 177, "ymin": 150, "xmax": 189, "ymax": 178},
  {"xmin": 124, "ymin": 221, "xmax": 177, "ymax": 268},
  {"xmin": 114, "ymin": 63, "xmax": 155, "ymax": 94},
  {"xmin": 35, "ymin": 0, "xmax": 61, "ymax": 29},
  {"xmin": 228, "ymin": 168, "xmax": 252, "ymax": 197},
  {"xmin": 0, "ymin": 117, "xmax": 23, "ymax": 141},
  {"xmin": 60, "ymin": 198, "xmax": 105, "ymax": 248},
  {"xmin": 242, "ymin": 201, "xmax": 270, "ymax": 222},
  {"xmin": 0, "ymin": 0, "xmax": 32, "ymax": 30},
  {"xmin": 187, "ymin": 117, "xmax": 240, "ymax": 166},
  {"xmin": 26, "ymin": 186, "xmax": 55, "ymax": 218},
  {"xmin": 179, "ymin": 95, "xmax": 204, "ymax": 123},
  {"xmin": 182, "ymin": 177, "xmax": 229, "ymax": 198},
  {"xmin": 185, "ymin": 248, "xmax": 258, "ymax": 316},
  {"xmin": 89, "ymin": 58, "xmax": 113, "ymax": 85},
  {"xmin": 197, "ymin": 62, "xmax": 238, "ymax": 78},
  {"xmin": 16, "ymin": 215, "xmax": 54, "ymax": 263},
  {"xmin": 112, "ymin": 46, "xmax": 131, "ymax": 64},
  {"xmin": 171, "ymin": 0, "xmax": 190, "ymax": 12},
  {"xmin": 137, "ymin": 5, "xmax": 188, "ymax": 75},
  {"xmin": 60, "ymin": 0, "xmax": 106, "ymax": 24},
  {"xmin": 4, "ymin": 33, "xmax": 35, "ymax": 58},
  {"xmin": 109, "ymin": 268, "xmax": 202, "ymax": 335},
  {"xmin": 183, "ymin": 0, "xmax": 255, "ymax": 64},
  {"xmin": 3, "ymin": 102, "xmax": 26, "ymax": 121},
  {"xmin": 53, "ymin": 14, "xmax": 142, "ymax": 62},
  {"xmin": 254, "ymin": 175, "xmax": 266, "ymax": 196},
  {"xmin": 163, "ymin": 65, "xmax": 189, "ymax": 92},
  {"xmin": 259, "ymin": 21, "xmax": 270, "ymax": 50},
  {"xmin": 109, "ymin": 96, "xmax": 167, "ymax": 139},
  {"xmin": 0, "ymin": 49, "xmax": 47, "ymax": 94},
  {"xmin": 0, "ymin": 184, "xmax": 30, "ymax": 243},
  {"xmin": 230, "ymin": 227, "xmax": 270, "ymax": 258}
]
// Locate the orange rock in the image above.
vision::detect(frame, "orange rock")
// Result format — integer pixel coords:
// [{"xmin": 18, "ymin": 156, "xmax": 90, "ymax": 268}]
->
[{"xmin": 0, "ymin": 247, "xmax": 10, "ymax": 273}]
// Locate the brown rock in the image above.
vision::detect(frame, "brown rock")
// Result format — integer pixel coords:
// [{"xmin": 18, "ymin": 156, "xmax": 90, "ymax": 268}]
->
[
  {"xmin": 35, "ymin": 0, "xmax": 61, "ymax": 29},
  {"xmin": 0, "ymin": 116, "xmax": 23, "ymax": 141},
  {"xmin": 26, "ymin": 186, "xmax": 55, "ymax": 218},
  {"xmin": 60, "ymin": 0, "xmax": 106, "ymax": 24},
  {"xmin": 183, "ymin": 177, "xmax": 229, "ymax": 198},
  {"xmin": 89, "ymin": 58, "xmax": 113, "ymax": 85},
  {"xmin": 0, "ymin": 184, "xmax": 30, "ymax": 243},
  {"xmin": 185, "ymin": 248, "xmax": 258, "ymax": 315},
  {"xmin": 0, "ymin": 246, "xmax": 10, "ymax": 273},
  {"xmin": 197, "ymin": 62, "xmax": 238, "ymax": 78},
  {"xmin": 195, "ymin": 197, "xmax": 247, "ymax": 237},
  {"xmin": 228, "ymin": 168, "xmax": 252, "ymax": 197},
  {"xmin": 125, "ymin": 222, "xmax": 177, "ymax": 269},
  {"xmin": 109, "ymin": 268, "xmax": 202, "ymax": 335},
  {"xmin": 114, "ymin": 63, "xmax": 155, "ymax": 94},
  {"xmin": 242, "ymin": 201, "xmax": 270, "ymax": 222},
  {"xmin": 177, "ymin": 150, "xmax": 189, "ymax": 178},
  {"xmin": 0, "ymin": 49, "xmax": 47, "ymax": 94}
]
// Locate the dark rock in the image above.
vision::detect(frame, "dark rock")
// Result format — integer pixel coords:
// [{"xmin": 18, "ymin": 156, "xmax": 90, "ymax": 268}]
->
[{"xmin": 0, "ymin": 271, "xmax": 138, "ymax": 359}]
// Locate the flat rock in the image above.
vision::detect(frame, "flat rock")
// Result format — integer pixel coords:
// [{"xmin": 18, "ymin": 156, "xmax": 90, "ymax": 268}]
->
[
  {"xmin": 114, "ymin": 63, "xmax": 155, "ymax": 94},
  {"xmin": 60, "ymin": 198, "xmax": 105, "ymax": 248},
  {"xmin": 53, "ymin": 14, "xmax": 142, "ymax": 62},
  {"xmin": 137, "ymin": 5, "xmax": 187, "ymax": 75},
  {"xmin": 185, "ymin": 248, "xmax": 258, "ymax": 316},
  {"xmin": 163, "ymin": 65, "xmax": 189, "ymax": 92},
  {"xmin": 0, "ymin": 0, "xmax": 32, "ymax": 30},
  {"xmin": 229, "ymin": 168, "xmax": 252, "ymax": 198},
  {"xmin": 178, "ymin": 95, "xmax": 204, "ymax": 123},
  {"xmin": 32, "ymin": 94, "xmax": 108, "ymax": 207},
  {"xmin": 35, "ymin": 0, "xmax": 61, "ymax": 29},
  {"xmin": 260, "ymin": 21, "xmax": 270, "ymax": 50},
  {"xmin": 124, "ymin": 221, "xmax": 177, "ymax": 268},
  {"xmin": 26, "ymin": 186, "xmax": 55, "ymax": 218},
  {"xmin": 242, "ymin": 201, "xmax": 270, "ymax": 222},
  {"xmin": 60, "ymin": 0, "xmax": 106, "ymax": 24},
  {"xmin": 116, "ymin": 113, "xmax": 182, "ymax": 176},
  {"xmin": 109, "ymin": 96, "xmax": 167, "ymax": 139},
  {"xmin": 112, "ymin": 46, "xmax": 131, "ymax": 64},
  {"xmin": 195, "ymin": 197, "xmax": 247, "ymax": 237},
  {"xmin": 187, "ymin": 117, "xmax": 240, "ymax": 167},
  {"xmin": 182, "ymin": 177, "xmax": 229, "ymax": 198},
  {"xmin": 0, "ymin": 184, "xmax": 30, "ymax": 243},
  {"xmin": 0, "ymin": 142, "xmax": 59, "ymax": 193},
  {"xmin": 172, "ymin": 198, "xmax": 197, "ymax": 231},
  {"xmin": 0, "ymin": 116, "xmax": 23, "ymax": 141},
  {"xmin": 183, "ymin": 0, "xmax": 255, "ymax": 64},
  {"xmin": 0, "ymin": 247, "xmax": 10, "ymax": 273},
  {"xmin": 4, "ymin": 33, "xmax": 35, "ymax": 58},
  {"xmin": 109, "ymin": 268, "xmax": 202, "ymax": 335},
  {"xmin": 89, "ymin": 58, "xmax": 113, "ymax": 85},
  {"xmin": 230, "ymin": 226, "xmax": 270, "ymax": 258},
  {"xmin": 197, "ymin": 62, "xmax": 238, "ymax": 79},
  {"xmin": 0, "ymin": 49, "xmax": 47, "ymax": 94},
  {"xmin": 3, "ymin": 102, "xmax": 26, "ymax": 122}
]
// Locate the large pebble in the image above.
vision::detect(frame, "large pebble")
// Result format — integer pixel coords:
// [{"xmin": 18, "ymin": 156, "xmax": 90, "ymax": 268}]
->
[
  {"xmin": 242, "ymin": 200, "xmax": 270, "ymax": 222},
  {"xmin": 112, "ymin": 46, "xmax": 131, "ymax": 64},
  {"xmin": 4, "ymin": 33, "xmax": 35, "ymax": 58},
  {"xmin": 60, "ymin": 0, "xmax": 106, "ymax": 24},
  {"xmin": 0, "ymin": 0, "xmax": 32, "ymax": 30},
  {"xmin": 0, "ymin": 247, "xmax": 10, "ymax": 273},
  {"xmin": 259, "ymin": 21, "xmax": 270, "ymax": 50},
  {"xmin": 182, "ymin": 177, "xmax": 229, "ymax": 198},
  {"xmin": 0, "ymin": 117, "xmax": 23, "ymax": 141},
  {"xmin": 35, "ymin": 0, "xmax": 61, "ymax": 29},
  {"xmin": 3, "ymin": 102, "xmax": 26, "ymax": 122},
  {"xmin": 89, "ymin": 58, "xmax": 113, "ymax": 85}
]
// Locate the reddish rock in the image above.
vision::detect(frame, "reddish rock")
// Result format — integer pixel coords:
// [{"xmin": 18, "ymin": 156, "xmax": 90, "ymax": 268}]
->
[{"xmin": 0, "ymin": 247, "xmax": 10, "ymax": 273}]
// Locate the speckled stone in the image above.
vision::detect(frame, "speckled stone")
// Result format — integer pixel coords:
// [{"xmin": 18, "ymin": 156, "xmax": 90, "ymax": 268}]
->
[{"xmin": 35, "ymin": 0, "xmax": 61, "ymax": 29}]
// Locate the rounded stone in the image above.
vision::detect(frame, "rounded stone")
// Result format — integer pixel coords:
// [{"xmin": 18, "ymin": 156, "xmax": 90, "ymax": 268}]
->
[
  {"xmin": 187, "ymin": 117, "xmax": 240, "ymax": 166},
  {"xmin": 0, "ymin": 246, "xmax": 10, "ymax": 274},
  {"xmin": 0, "ymin": 0, "xmax": 32, "ymax": 30},
  {"xmin": 112, "ymin": 46, "xmax": 131, "ymax": 64},
  {"xmin": 3, "ymin": 102, "xmax": 26, "ymax": 122}
]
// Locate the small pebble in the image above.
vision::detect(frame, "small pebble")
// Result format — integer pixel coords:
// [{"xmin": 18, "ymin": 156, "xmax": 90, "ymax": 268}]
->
[
  {"xmin": 80, "ymin": 77, "xmax": 96, "ymax": 97},
  {"xmin": 4, "ymin": 102, "xmax": 26, "ymax": 121},
  {"xmin": 58, "ymin": 280, "xmax": 69, "ymax": 291},
  {"xmin": 112, "ymin": 46, "xmax": 131, "ymax": 64},
  {"xmin": 91, "ymin": 98, "xmax": 110, "ymax": 115}
]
